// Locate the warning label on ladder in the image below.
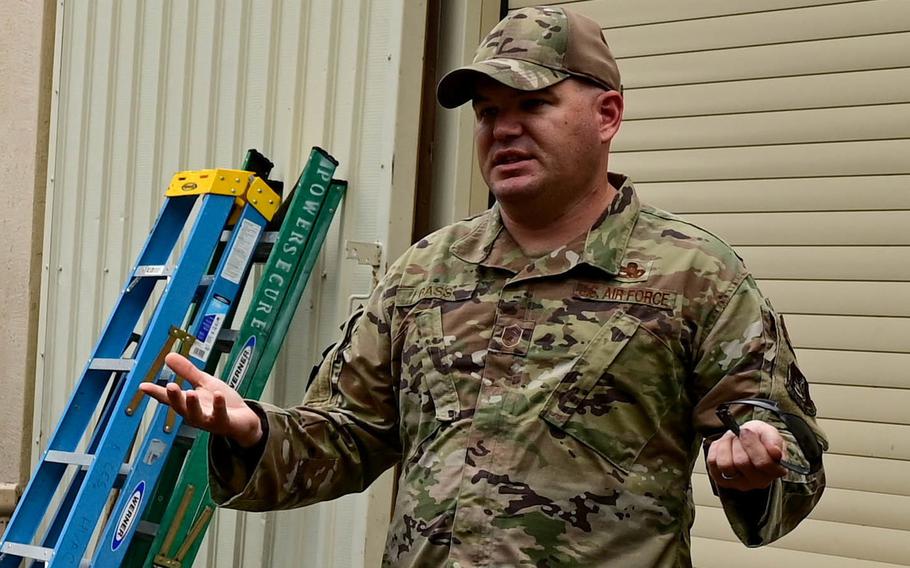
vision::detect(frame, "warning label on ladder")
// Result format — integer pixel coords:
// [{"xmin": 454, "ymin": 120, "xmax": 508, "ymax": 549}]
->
[
  {"xmin": 222, "ymin": 219, "xmax": 261, "ymax": 284},
  {"xmin": 190, "ymin": 295, "xmax": 231, "ymax": 361}
]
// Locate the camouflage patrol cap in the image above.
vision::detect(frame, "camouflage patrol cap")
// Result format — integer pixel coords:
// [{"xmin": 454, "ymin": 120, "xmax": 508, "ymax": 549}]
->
[{"xmin": 437, "ymin": 6, "xmax": 621, "ymax": 108}]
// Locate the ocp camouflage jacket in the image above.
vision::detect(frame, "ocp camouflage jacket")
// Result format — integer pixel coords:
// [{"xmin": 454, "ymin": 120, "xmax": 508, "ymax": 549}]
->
[{"xmin": 209, "ymin": 174, "xmax": 826, "ymax": 567}]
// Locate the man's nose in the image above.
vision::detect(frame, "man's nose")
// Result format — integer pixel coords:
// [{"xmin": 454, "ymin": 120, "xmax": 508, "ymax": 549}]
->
[{"xmin": 492, "ymin": 111, "xmax": 523, "ymax": 140}]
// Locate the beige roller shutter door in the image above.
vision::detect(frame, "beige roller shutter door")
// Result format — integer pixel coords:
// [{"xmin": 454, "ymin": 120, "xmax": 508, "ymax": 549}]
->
[{"xmin": 509, "ymin": 1, "xmax": 910, "ymax": 566}]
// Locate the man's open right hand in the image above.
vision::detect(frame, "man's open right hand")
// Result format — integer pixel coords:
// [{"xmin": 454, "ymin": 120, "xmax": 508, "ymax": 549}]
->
[{"xmin": 139, "ymin": 352, "xmax": 264, "ymax": 447}]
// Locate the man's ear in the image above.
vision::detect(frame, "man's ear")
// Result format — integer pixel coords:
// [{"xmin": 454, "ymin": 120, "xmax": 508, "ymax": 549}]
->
[{"xmin": 597, "ymin": 90, "xmax": 624, "ymax": 143}]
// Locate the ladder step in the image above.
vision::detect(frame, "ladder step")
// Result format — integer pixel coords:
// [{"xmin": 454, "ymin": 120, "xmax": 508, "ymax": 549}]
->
[
  {"xmin": 45, "ymin": 451, "xmax": 131, "ymax": 477},
  {"xmin": 221, "ymin": 230, "xmax": 277, "ymax": 244},
  {"xmin": 89, "ymin": 358, "xmax": 136, "ymax": 372},
  {"xmin": 223, "ymin": 228, "xmax": 278, "ymax": 259},
  {"xmin": 217, "ymin": 328, "xmax": 238, "ymax": 343},
  {"xmin": 255, "ymin": 231, "xmax": 278, "ymax": 262},
  {"xmin": 46, "ymin": 450, "xmax": 93, "ymax": 468},
  {"xmin": 134, "ymin": 265, "xmax": 174, "ymax": 278},
  {"xmin": 221, "ymin": 229, "xmax": 276, "ymax": 262},
  {"xmin": 136, "ymin": 520, "xmax": 159, "ymax": 538},
  {"xmin": 214, "ymin": 328, "xmax": 238, "ymax": 354},
  {"xmin": 1, "ymin": 541, "xmax": 54, "ymax": 561},
  {"xmin": 177, "ymin": 423, "xmax": 199, "ymax": 441}
]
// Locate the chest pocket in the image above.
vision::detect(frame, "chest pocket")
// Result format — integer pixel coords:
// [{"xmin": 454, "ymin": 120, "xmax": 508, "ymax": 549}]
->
[
  {"xmin": 396, "ymin": 282, "xmax": 477, "ymax": 426},
  {"xmin": 540, "ymin": 310, "xmax": 680, "ymax": 472}
]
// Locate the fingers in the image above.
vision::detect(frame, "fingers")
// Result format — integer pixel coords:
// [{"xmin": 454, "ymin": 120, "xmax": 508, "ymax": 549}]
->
[
  {"xmin": 163, "ymin": 382, "xmax": 224, "ymax": 433},
  {"xmin": 734, "ymin": 428, "xmax": 785, "ymax": 483},
  {"xmin": 707, "ymin": 431, "xmax": 738, "ymax": 482},
  {"xmin": 185, "ymin": 388, "xmax": 207, "ymax": 425},
  {"xmin": 138, "ymin": 382, "xmax": 169, "ymax": 405},
  {"xmin": 164, "ymin": 352, "xmax": 211, "ymax": 388},
  {"xmin": 709, "ymin": 422, "xmax": 788, "ymax": 491},
  {"xmin": 139, "ymin": 355, "xmax": 247, "ymax": 439},
  {"xmin": 212, "ymin": 391, "xmax": 229, "ymax": 425},
  {"xmin": 165, "ymin": 382, "xmax": 191, "ymax": 418},
  {"xmin": 757, "ymin": 426, "xmax": 787, "ymax": 462},
  {"xmin": 739, "ymin": 427, "xmax": 785, "ymax": 474}
]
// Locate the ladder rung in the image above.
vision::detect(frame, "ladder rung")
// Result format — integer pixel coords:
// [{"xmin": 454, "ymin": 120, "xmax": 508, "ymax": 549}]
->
[
  {"xmin": 217, "ymin": 328, "xmax": 238, "ymax": 343},
  {"xmin": 89, "ymin": 358, "xmax": 136, "ymax": 372},
  {"xmin": 214, "ymin": 329, "xmax": 238, "ymax": 353},
  {"xmin": 1, "ymin": 542, "xmax": 54, "ymax": 561},
  {"xmin": 177, "ymin": 423, "xmax": 199, "ymax": 441},
  {"xmin": 45, "ymin": 451, "xmax": 131, "ymax": 479},
  {"xmin": 221, "ymin": 230, "xmax": 278, "ymax": 244},
  {"xmin": 221, "ymin": 229, "xmax": 275, "ymax": 262},
  {"xmin": 46, "ymin": 450, "xmax": 93, "ymax": 467},
  {"xmin": 134, "ymin": 264, "xmax": 174, "ymax": 278},
  {"xmin": 136, "ymin": 520, "xmax": 159, "ymax": 538}
]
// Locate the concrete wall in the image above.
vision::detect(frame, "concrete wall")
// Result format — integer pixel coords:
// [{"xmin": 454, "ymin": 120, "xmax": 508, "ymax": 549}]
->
[{"xmin": 0, "ymin": 0, "xmax": 57, "ymax": 520}]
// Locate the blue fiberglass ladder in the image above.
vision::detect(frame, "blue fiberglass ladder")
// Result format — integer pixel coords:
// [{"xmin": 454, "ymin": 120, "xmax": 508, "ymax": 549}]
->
[
  {"xmin": 0, "ymin": 157, "xmax": 280, "ymax": 567},
  {"xmin": 87, "ymin": 168, "xmax": 282, "ymax": 566}
]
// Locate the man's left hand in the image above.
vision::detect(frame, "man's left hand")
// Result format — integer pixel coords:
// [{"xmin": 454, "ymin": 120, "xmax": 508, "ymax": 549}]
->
[{"xmin": 707, "ymin": 420, "xmax": 788, "ymax": 491}]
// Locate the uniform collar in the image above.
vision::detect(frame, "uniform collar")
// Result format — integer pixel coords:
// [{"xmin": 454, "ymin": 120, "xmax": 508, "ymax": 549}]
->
[{"xmin": 450, "ymin": 173, "xmax": 640, "ymax": 277}]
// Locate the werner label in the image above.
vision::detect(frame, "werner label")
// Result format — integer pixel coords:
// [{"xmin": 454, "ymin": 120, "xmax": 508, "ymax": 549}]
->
[
  {"xmin": 227, "ymin": 335, "xmax": 256, "ymax": 389},
  {"xmin": 111, "ymin": 481, "xmax": 145, "ymax": 551}
]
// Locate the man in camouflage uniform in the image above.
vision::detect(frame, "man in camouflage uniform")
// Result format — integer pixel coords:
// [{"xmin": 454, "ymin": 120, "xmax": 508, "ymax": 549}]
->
[{"xmin": 144, "ymin": 5, "xmax": 827, "ymax": 567}]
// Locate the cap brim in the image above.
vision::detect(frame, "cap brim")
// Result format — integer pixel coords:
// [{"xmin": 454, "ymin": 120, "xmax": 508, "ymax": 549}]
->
[{"xmin": 436, "ymin": 58, "xmax": 571, "ymax": 109}]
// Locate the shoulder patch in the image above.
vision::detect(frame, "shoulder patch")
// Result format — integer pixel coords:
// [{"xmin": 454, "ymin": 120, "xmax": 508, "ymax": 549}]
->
[{"xmin": 786, "ymin": 362, "xmax": 817, "ymax": 417}]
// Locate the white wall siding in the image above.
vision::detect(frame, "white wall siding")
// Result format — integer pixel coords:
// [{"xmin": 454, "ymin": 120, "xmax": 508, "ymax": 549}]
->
[{"xmin": 37, "ymin": 0, "xmax": 425, "ymax": 566}]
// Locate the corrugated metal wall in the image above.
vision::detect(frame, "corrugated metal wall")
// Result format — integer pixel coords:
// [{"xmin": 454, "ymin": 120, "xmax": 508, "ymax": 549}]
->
[
  {"xmin": 35, "ymin": 0, "xmax": 424, "ymax": 566},
  {"xmin": 499, "ymin": 0, "xmax": 910, "ymax": 566}
]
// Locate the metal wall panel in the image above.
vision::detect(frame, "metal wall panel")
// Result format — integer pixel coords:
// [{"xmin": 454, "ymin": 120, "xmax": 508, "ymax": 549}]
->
[{"xmin": 36, "ymin": 0, "xmax": 425, "ymax": 565}]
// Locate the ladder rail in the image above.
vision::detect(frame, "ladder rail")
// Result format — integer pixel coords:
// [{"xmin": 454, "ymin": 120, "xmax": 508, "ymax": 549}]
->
[{"xmin": 40, "ymin": 365, "xmax": 131, "ymax": 549}]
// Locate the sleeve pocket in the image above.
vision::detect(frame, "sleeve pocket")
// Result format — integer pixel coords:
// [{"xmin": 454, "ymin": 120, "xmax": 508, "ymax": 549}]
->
[{"xmin": 304, "ymin": 308, "xmax": 364, "ymax": 407}]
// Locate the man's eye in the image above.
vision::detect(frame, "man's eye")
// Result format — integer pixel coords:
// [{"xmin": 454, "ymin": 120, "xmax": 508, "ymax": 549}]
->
[
  {"xmin": 476, "ymin": 107, "xmax": 496, "ymax": 119},
  {"xmin": 523, "ymin": 99, "xmax": 546, "ymax": 110}
]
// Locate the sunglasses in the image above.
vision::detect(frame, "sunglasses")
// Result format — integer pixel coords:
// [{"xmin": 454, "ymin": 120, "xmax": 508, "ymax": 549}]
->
[{"xmin": 715, "ymin": 398, "xmax": 825, "ymax": 475}]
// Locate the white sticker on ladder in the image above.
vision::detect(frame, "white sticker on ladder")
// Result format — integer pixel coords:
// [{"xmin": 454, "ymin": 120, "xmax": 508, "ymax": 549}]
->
[{"xmin": 221, "ymin": 219, "xmax": 261, "ymax": 284}]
